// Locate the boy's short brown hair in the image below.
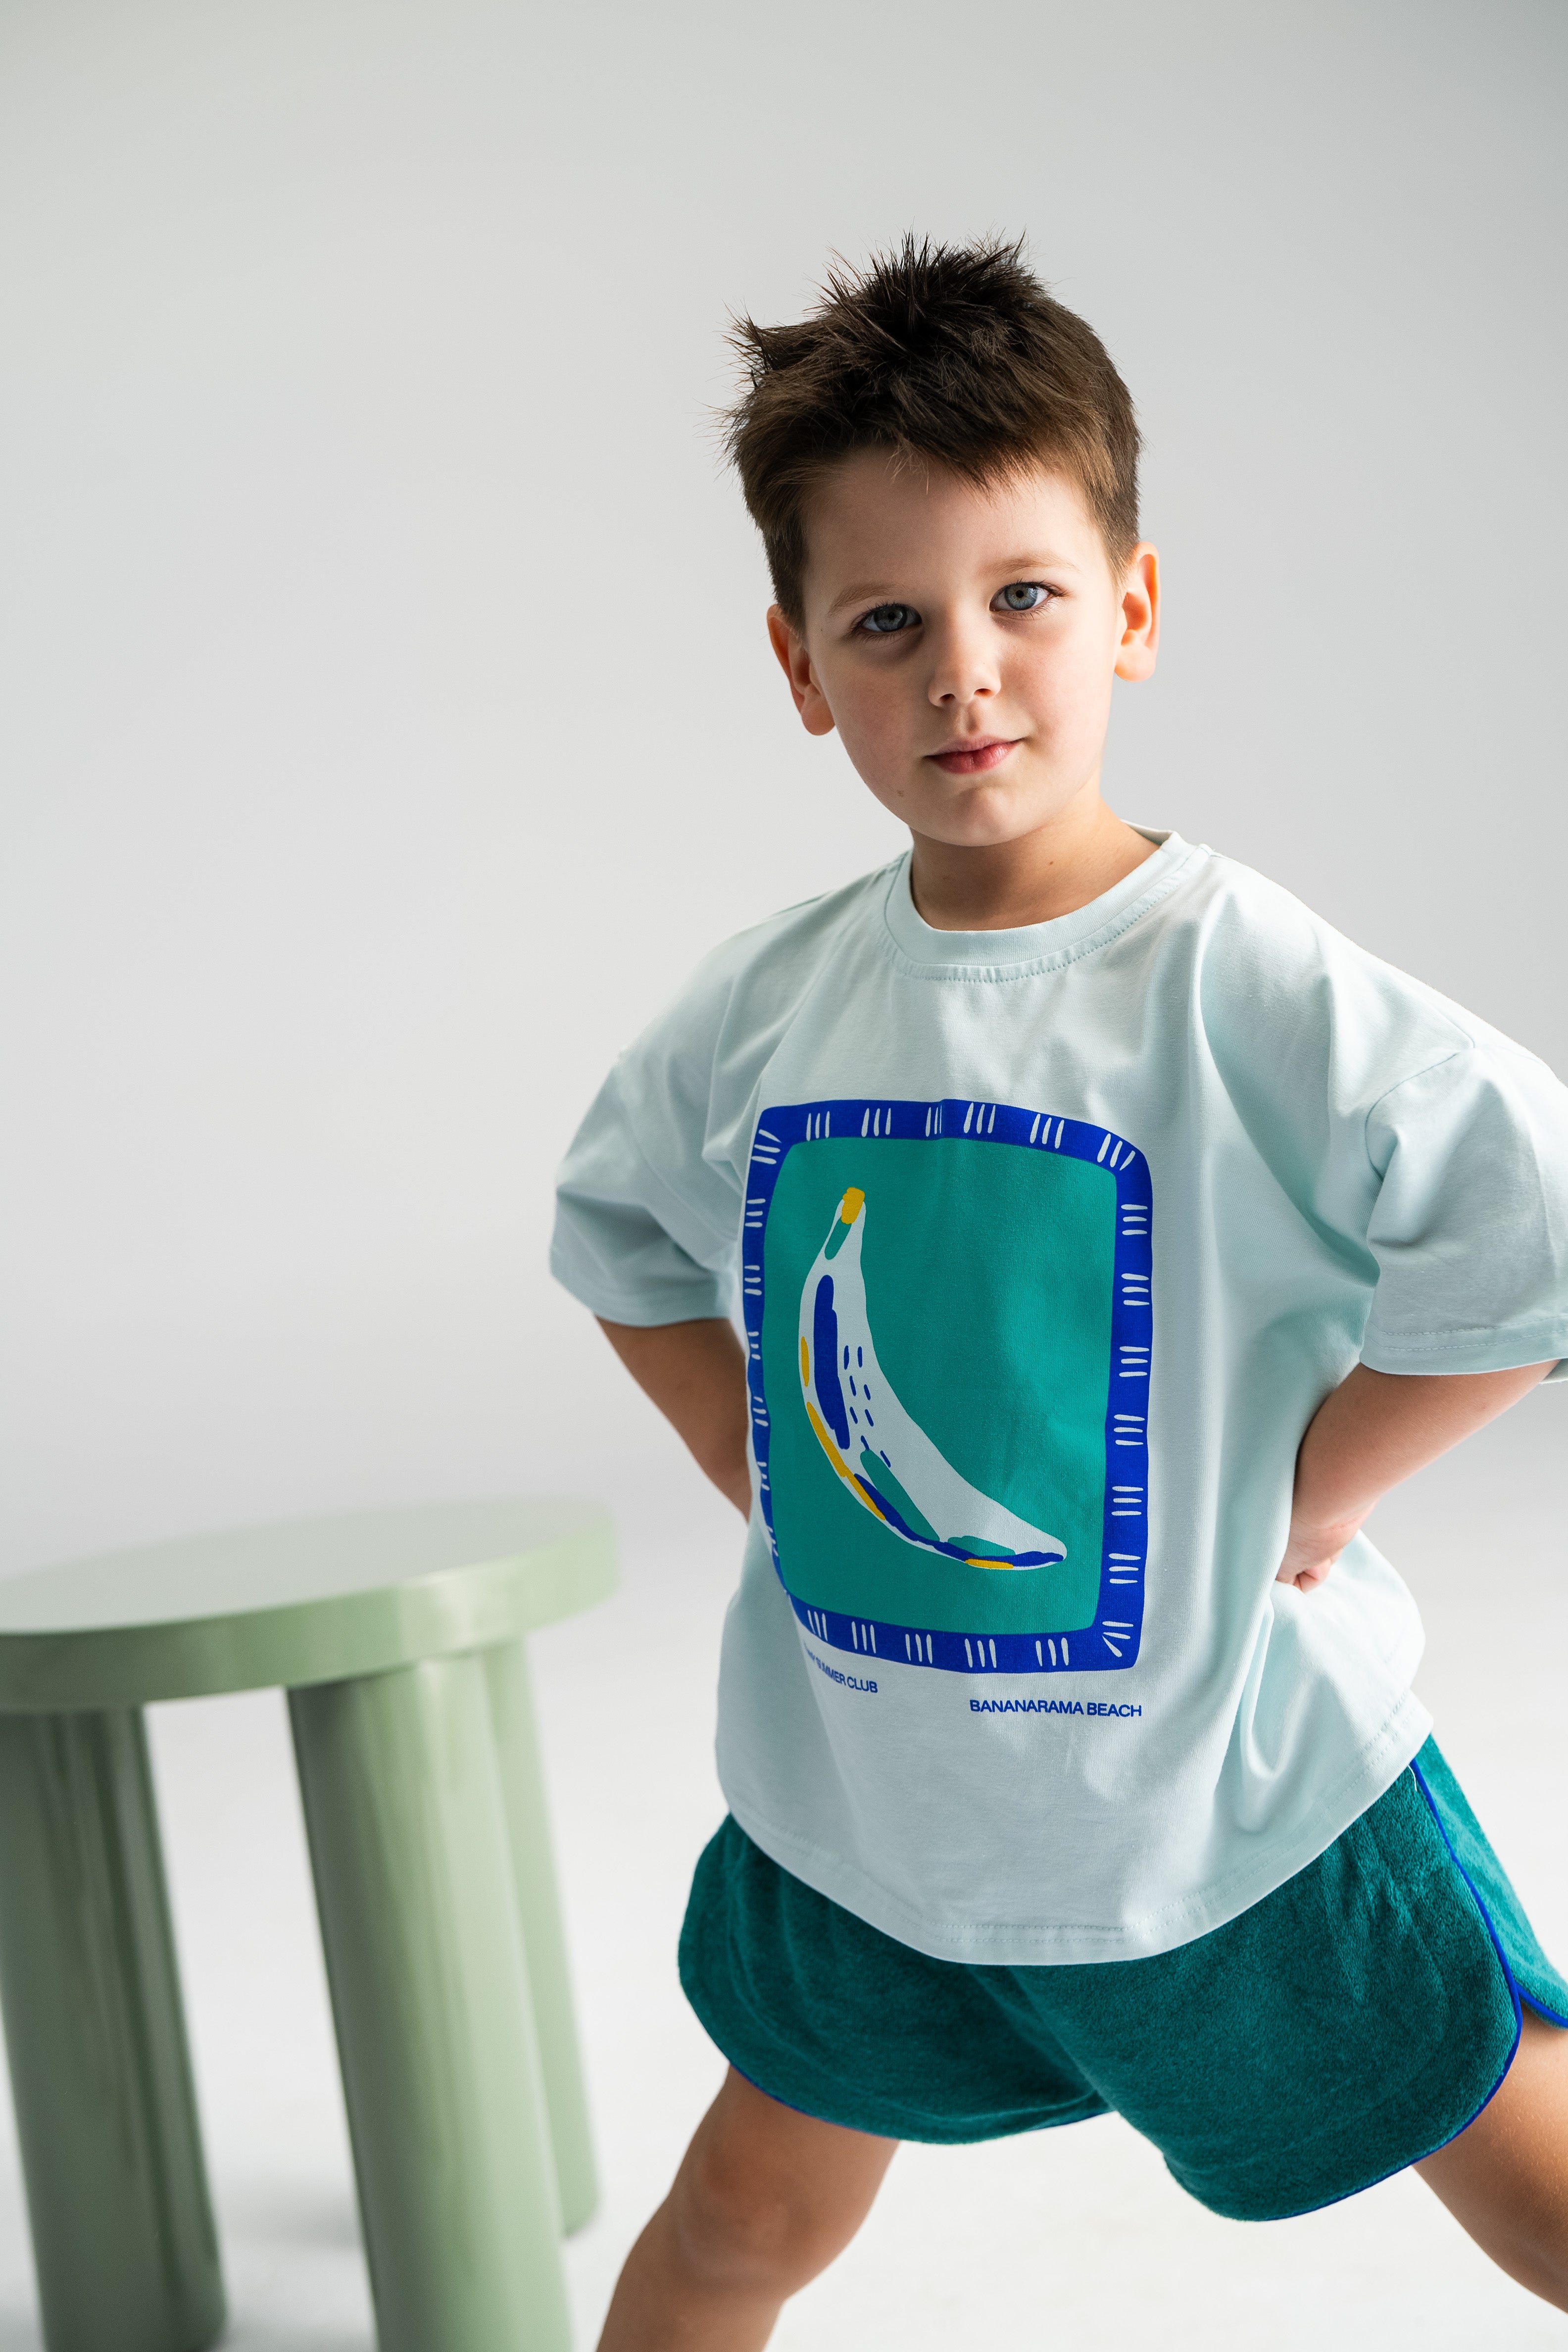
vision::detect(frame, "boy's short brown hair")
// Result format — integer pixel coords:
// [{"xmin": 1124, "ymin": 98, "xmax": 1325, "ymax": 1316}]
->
[{"xmin": 725, "ymin": 237, "xmax": 1140, "ymax": 627}]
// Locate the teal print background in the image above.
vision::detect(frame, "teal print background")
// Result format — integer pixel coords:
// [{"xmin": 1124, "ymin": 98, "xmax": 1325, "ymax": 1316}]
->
[{"xmin": 762, "ymin": 1135, "xmax": 1116, "ymax": 1635}]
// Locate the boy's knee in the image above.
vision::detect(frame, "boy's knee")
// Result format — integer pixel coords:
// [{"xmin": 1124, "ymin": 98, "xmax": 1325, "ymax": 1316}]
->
[{"xmin": 669, "ymin": 2133, "xmax": 855, "ymax": 2297}]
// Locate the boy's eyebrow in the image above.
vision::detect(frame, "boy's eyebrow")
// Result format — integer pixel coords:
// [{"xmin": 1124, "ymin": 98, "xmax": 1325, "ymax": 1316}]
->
[
  {"xmin": 824, "ymin": 552, "xmax": 1083, "ymax": 619},
  {"xmin": 990, "ymin": 551, "xmax": 1083, "ymax": 579},
  {"xmin": 825, "ymin": 580, "xmax": 903, "ymax": 618}
]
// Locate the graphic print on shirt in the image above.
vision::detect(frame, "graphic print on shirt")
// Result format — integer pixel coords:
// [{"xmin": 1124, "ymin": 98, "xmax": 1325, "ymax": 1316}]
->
[
  {"xmin": 798, "ymin": 1187, "xmax": 1069, "ymax": 1570},
  {"xmin": 745, "ymin": 1098, "xmax": 1150, "ymax": 1674}
]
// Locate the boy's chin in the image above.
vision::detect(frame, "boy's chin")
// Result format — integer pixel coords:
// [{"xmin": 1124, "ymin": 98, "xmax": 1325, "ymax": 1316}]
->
[{"xmin": 894, "ymin": 791, "xmax": 1067, "ymax": 853}]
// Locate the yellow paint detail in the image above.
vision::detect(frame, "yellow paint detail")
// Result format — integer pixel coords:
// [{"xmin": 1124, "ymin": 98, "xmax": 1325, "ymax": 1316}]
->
[
  {"xmin": 803, "ymin": 1396, "xmax": 885, "ymax": 1524},
  {"xmin": 804, "ymin": 1398, "xmax": 852, "ymax": 1482},
  {"xmin": 799, "ymin": 1338, "xmax": 810, "ymax": 1384},
  {"xmin": 966, "ymin": 1556, "xmax": 1015, "ymax": 1570},
  {"xmin": 839, "ymin": 1186, "xmax": 865, "ymax": 1224}
]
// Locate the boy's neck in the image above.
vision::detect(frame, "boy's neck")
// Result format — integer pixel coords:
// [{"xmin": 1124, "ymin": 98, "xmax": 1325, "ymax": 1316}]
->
[{"xmin": 906, "ymin": 792, "xmax": 1157, "ymax": 933}]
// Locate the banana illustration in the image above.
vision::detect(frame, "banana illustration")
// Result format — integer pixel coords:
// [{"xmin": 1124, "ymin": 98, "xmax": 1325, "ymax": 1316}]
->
[{"xmin": 797, "ymin": 1186, "xmax": 1066, "ymax": 1571}]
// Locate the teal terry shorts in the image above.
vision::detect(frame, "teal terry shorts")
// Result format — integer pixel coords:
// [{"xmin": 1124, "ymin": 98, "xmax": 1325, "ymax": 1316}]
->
[{"xmin": 679, "ymin": 1740, "xmax": 1568, "ymax": 2222}]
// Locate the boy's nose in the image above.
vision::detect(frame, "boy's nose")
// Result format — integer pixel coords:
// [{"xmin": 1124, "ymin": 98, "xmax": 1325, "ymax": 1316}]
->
[{"xmin": 927, "ymin": 618, "xmax": 1000, "ymax": 707}]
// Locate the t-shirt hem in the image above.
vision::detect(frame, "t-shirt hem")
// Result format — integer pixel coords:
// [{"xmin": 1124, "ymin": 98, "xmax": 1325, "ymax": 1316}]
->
[
  {"xmin": 1359, "ymin": 1329, "xmax": 1568, "ymax": 1377},
  {"xmin": 547, "ymin": 1249, "xmax": 731, "ymax": 1326},
  {"xmin": 719, "ymin": 1686, "xmax": 1434, "ymax": 1966}
]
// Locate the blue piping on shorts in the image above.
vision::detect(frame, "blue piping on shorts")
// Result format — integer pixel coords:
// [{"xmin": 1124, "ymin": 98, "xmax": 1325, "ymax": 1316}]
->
[
  {"xmin": 1272, "ymin": 1759, "xmax": 1566, "ymax": 2220},
  {"xmin": 1408, "ymin": 1753, "xmax": 1568, "ymax": 2035},
  {"xmin": 1273, "ymin": 1756, "xmax": 1568, "ymax": 2221}
]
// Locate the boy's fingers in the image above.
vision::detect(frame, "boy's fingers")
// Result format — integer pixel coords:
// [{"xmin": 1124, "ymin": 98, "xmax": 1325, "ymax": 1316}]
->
[{"xmin": 1275, "ymin": 1558, "xmax": 1335, "ymax": 1591}]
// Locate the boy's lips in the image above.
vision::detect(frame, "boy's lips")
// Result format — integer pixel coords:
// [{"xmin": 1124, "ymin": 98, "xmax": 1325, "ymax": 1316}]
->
[{"xmin": 926, "ymin": 736, "xmax": 1019, "ymax": 776}]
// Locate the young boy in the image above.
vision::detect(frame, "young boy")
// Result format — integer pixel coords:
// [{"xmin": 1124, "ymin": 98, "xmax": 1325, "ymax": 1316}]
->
[{"xmin": 551, "ymin": 239, "xmax": 1568, "ymax": 2347}]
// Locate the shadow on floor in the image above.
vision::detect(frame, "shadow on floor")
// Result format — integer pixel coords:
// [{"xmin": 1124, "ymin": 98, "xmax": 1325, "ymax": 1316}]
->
[
  {"xmin": 220, "ymin": 2178, "xmax": 364, "ymax": 2253},
  {"xmin": 0, "ymin": 2305, "xmax": 373, "ymax": 2352},
  {"xmin": 0, "ymin": 2180, "xmax": 373, "ymax": 2351}
]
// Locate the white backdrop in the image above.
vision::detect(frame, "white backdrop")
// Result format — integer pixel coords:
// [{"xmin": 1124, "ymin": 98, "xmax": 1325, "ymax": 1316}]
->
[{"xmin": 3, "ymin": 0, "xmax": 1564, "ymax": 1573}]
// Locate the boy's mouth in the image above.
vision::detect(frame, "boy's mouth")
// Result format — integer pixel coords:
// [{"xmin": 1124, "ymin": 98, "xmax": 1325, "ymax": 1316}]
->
[{"xmin": 926, "ymin": 736, "xmax": 1019, "ymax": 777}]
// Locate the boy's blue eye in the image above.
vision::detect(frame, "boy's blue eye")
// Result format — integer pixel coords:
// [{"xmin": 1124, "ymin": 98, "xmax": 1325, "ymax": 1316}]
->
[
  {"xmin": 995, "ymin": 581, "xmax": 1049, "ymax": 611},
  {"xmin": 858, "ymin": 603, "xmax": 917, "ymax": 635}
]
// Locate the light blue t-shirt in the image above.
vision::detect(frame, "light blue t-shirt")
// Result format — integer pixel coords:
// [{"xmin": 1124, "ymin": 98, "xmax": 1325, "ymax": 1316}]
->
[{"xmin": 551, "ymin": 834, "xmax": 1568, "ymax": 1962}]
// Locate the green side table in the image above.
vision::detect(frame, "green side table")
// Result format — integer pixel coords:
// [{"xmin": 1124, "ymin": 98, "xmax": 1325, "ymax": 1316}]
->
[{"xmin": 0, "ymin": 1496, "xmax": 616, "ymax": 2352}]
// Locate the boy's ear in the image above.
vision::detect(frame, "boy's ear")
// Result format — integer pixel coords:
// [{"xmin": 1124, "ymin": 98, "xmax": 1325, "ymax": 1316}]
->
[
  {"xmin": 1114, "ymin": 545, "xmax": 1160, "ymax": 683},
  {"xmin": 767, "ymin": 606, "xmax": 837, "ymax": 737}
]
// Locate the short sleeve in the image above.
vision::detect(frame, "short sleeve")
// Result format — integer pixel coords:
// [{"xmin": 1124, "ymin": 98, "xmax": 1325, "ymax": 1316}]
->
[
  {"xmin": 1360, "ymin": 1043, "xmax": 1568, "ymax": 1378},
  {"xmin": 551, "ymin": 1059, "xmax": 739, "ymax": 1327}
]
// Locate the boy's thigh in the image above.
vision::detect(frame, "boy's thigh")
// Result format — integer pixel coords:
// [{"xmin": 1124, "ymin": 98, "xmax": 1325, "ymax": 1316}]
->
[
  {"xmin": 1415, "ymin": 2009, "xmax": 1568, "ymax": 2279},
  {"xmin": 672, "ymin": 2067, "xmax": 897, "ymax": 2274}
]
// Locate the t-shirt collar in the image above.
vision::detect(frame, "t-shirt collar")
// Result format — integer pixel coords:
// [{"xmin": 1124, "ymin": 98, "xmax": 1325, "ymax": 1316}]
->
[{"xmin": 882, "ymin": 828, "xmax": 1194, "ymax": 975}]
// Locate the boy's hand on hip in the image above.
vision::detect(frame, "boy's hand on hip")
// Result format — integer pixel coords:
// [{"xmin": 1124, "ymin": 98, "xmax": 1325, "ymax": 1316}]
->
[
  {"xmin": 1275, "ymin": 1359, "xmax": 1555, "ymax": 1594},
  {"xmin": 1275, "ymin": 1512, "xmax": 1365, "ymax": 1593}
]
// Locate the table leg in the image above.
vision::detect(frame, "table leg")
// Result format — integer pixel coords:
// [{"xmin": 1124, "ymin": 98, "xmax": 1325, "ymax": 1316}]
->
[
  {"xmin": 289, "ymin": 1655, "xmax": 572, "ymax": 2352},
  {"xmin": 0, "ymin": 1708, "xmax": 225, "ymax": 2352},
  {"xmin": 482, "ymin": 1638, "xmax": 598, "ymax": 2233}
]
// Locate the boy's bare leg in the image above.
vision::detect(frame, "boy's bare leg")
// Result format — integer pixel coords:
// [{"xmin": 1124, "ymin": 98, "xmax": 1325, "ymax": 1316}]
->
[
  {"xmin": 1416, "ymin": 2009, "xmax": 1568, "ymax": 2309},
  {"xmin": 596, "ymin": 2068, "xmax": 896, "ymax": 2352}
]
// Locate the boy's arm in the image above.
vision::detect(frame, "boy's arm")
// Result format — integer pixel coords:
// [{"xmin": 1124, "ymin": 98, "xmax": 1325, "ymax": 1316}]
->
[
  {"xmin": 598, "ymin": 1317, "xmax": 753, "ymax": 1518},
  {"xmin": 1278, "ymin": 1360, "xmax": 1555, "ymax": 1591}
]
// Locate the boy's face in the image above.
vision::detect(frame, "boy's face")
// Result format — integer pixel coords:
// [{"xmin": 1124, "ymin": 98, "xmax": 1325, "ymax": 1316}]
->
[{"xmin": 768, "ymin": 453, "xmax": 1158, "ymax": 852}]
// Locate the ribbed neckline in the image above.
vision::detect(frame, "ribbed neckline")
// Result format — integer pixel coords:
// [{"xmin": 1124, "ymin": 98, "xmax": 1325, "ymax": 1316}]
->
[{"xmin": 881, "ymin": 829, "xmax": 1199, "ymax": 976}]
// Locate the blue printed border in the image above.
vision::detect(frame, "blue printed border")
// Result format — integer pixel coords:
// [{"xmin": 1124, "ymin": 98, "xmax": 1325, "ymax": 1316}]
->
[{"xmin": 742, "ymin": 1096, "xmax": 1151, "ymax": 1676}]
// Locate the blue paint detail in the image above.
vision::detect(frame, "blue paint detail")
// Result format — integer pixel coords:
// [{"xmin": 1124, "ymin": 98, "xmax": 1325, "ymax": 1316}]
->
[
  {"xmin": 784, "ymin": 1593, "xmax": 1130, "ymax": 1673},
  {"xmin": 854, "ymin": 1472, "xmax": 935, "ymax": 1550},
  {"xmin": 742, "ymin": 1096, "xmax": 1153, "ymax": 1676},
  {"xmin": 812, "ymin": 1275, "xmax": 850, "ymax": 1448}
]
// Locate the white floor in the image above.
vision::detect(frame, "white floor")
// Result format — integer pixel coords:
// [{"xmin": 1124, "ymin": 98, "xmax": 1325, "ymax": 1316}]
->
[{"xmin": 0, "ymin": 1398, "xmax": 1562, "ymax": 2349}]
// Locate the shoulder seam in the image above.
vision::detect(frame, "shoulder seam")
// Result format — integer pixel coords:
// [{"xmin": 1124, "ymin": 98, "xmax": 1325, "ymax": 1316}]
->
[
  {"xmin": 1361, "ymin": 1043, "xmax": 1476, "ymax": 1177},
  {"xmin": 612, "ymin": 1069, "xmax": 739, "ymax": 1260}
]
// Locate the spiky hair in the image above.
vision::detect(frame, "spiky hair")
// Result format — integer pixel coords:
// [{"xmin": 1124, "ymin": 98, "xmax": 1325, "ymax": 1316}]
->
[{"xmin": 725, "ymin": 237, "xmax": 1140, "ymax": 624}]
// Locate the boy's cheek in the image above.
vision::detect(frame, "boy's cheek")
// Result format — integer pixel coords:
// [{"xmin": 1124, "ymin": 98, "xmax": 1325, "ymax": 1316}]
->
[{"xmin": 822, "ymin": 696, "xmax": 911, "ymax": 799}]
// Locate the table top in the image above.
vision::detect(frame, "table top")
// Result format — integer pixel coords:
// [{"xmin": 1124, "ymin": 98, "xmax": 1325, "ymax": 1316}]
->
[{"xmin": 0, "ymin": 1498, "xmax": 616, "ymax": 1711}]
